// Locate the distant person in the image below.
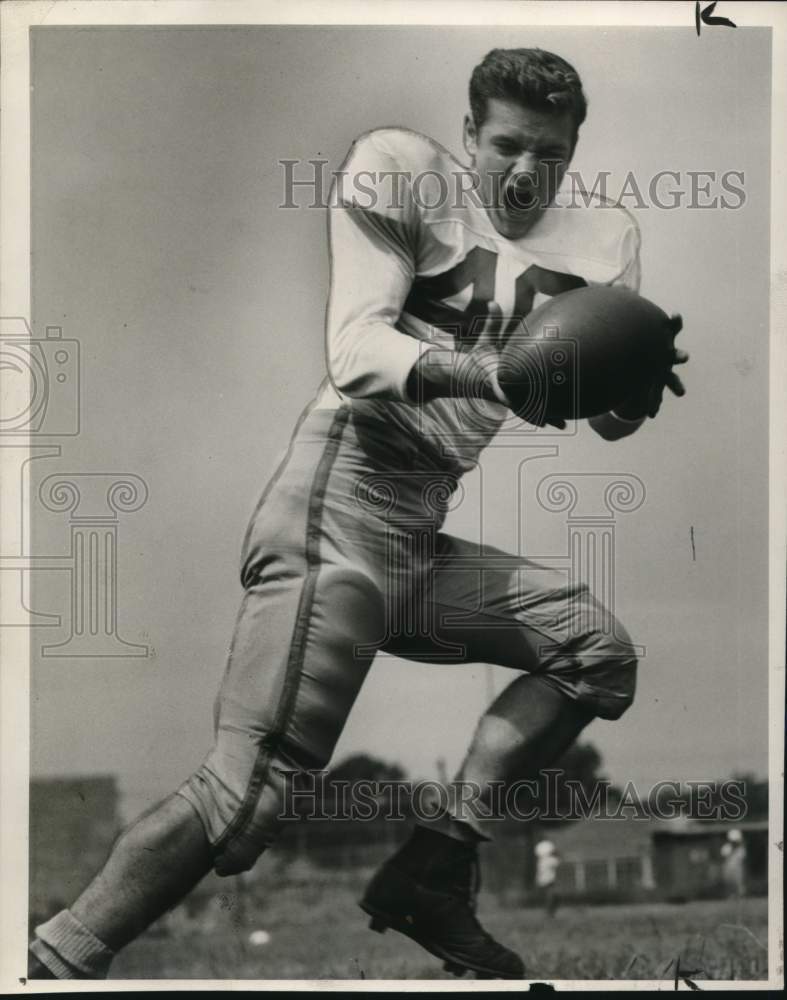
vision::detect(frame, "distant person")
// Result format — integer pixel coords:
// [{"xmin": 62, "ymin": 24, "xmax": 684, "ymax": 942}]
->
[
  {"xmin": 534, "ymin": 839, "xmax": 561, "ymax": 916},
  {"xmin": 720, "ymin": 829, "xmax": 746, "ymax": 898}
]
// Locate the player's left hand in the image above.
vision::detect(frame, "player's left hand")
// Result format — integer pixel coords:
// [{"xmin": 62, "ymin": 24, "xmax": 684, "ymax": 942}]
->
[{"xmin": 614, "ymin": 314, "xmax": 688, "ymax": 420}]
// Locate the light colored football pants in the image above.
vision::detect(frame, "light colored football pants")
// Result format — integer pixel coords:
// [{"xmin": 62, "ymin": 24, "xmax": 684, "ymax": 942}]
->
[{"xmin": 177, "ymin": 407, "xmax": 637, "ymax": 875}]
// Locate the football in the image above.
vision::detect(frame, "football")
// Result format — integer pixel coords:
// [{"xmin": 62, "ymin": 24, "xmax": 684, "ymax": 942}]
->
[{"xmin": 497, "ymin": 286, "xmax": 682, "ymax": 423}]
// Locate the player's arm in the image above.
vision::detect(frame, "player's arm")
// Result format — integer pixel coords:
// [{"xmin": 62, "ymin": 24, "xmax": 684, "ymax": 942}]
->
[
  {"xmin": 328, "ymin": 212, "xmax": 504, "ymax": 405},
  {"xmin": 326, "ymin": 184, "xmax": 422, "ymax": 401},
  {"xmin": 407, "ymin": 342, "xmax": 569, "ymax": 430},
  {"xmin": 405, "ymin": 337, "xmax": 508, "ymax": 406},
  {"xmin": 327, "ymin": 133, "xmax": 510, "ymax": 407}
]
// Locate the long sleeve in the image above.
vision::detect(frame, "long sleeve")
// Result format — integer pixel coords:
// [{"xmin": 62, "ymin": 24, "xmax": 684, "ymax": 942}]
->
[{"xmin": 326, "ymin": 134, "xmax": 424, "ymax": 401}]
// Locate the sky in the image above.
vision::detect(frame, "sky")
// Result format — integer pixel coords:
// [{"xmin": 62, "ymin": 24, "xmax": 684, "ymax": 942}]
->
[{"xmin": 27, "ymin": 24, "xmax": 771, "ymax": 819}]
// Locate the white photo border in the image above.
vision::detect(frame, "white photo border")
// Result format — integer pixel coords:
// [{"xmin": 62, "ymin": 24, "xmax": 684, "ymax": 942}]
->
[{"xmin": 1, "ymin": 0, "xmax": 784, "ymax": 992}]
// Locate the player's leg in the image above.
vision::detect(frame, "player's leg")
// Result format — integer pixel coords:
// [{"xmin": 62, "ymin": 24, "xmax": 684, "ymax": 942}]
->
[
  {"xmin": 29, "ymin": 409, "xmax": 387, "ymax": 978},
  {"xmin": 359, "ymin": 686, "xmax": 588, "ymax": 980},
  {"xmin": 178, "ymin": 565, "xmax": 382, "ymax": 880},
  {"xmin": 362, "ymin": 533, "xmax": 636, "ymax": 978},
  {"xmin": 179, "ymin": 410, "xmax": 388, "ymax": 878},
  {"xmin": 70, "ymin": 794, "xmax": 211, "ymax": 944},
  {"xmin": 30, "ymin": 553, "xmax": 379, "ymax": 978},
  {"xmin": 423, "ymin": 533, "xmax": 637, "ymax": 830},
  {"xmin": 453, "ymin": 675, "xmax": 596, "ymax": 827},
  {"xmin": 29, "ymin": 794, "xmax": 212, "ymax": 978}
]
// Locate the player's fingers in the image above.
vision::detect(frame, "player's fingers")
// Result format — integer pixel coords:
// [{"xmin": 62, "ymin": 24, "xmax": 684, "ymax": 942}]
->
[
  {"xmin": 473, "ymin": 310, "xmax": 504, "ymax": 352},
  {"xmin": 666, "ymin": 371, "xmax": 686, "ymax": 396},
  {"xmin": 673, "ymin": 348, "xmax": 690, "ymax": 365}
]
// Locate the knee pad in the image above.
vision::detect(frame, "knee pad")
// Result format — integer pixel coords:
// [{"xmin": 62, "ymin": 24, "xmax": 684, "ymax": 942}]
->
[
  {"xmin": 537, "ymin": 613, "xmax": 639, "ymax": 722},
  {"xmin": 571, "ymin": 620, "xmax": 639, "ymax": 719}
]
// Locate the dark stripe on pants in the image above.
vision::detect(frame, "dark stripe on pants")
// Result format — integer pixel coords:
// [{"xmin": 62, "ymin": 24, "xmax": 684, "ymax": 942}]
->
[{"xmin": 213, "ymin": 407, "xmax": 350, "ymax": 864}]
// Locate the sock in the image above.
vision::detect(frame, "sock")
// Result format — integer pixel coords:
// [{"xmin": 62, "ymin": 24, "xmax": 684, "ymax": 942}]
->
[
  {"xmin": 26, "ymin": 947, "xmax": 61, "ymax": 979},
  {"xmin": 400, "ymin": 823, "xmax": 477, "ymax": 860},
  {"xmin": 416, "ymin": 810, "xmax": 485, "ymax": 844},
  {"xmin": 31, "ymin": 910, "xmax": 114, "ymax": 979},
  {"xmin": 28, "ymin": 939, "xmax": 80, "ymax": 979},
  {"xmin": 415, "ymin": 782, "xmax": 492, "ymax": 842}
]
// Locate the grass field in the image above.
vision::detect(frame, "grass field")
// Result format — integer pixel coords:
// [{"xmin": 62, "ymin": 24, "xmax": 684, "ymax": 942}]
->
[{"xmin": 110, "ymin": 876, "xmax": 769, "ymax": 982}]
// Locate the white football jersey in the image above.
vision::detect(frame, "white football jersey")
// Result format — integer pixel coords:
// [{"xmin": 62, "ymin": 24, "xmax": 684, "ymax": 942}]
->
[{"xmin": 314, "ymin": 128, "xmax": 641, "ymax": 471}]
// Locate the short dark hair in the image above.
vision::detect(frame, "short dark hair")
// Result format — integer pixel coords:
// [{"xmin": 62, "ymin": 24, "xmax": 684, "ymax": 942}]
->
[{"xmin": 469, "ymin": 48, "xmax": 587, "ymax": 138}]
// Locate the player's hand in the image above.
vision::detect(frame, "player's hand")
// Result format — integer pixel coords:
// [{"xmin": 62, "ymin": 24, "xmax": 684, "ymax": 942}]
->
[
  {"xmin": 472, "ymin": 315, "xmax": 567, "ymax": 429},
  {"xmin": 614, "ymin": 315, "xmax": 688, "ymax": 420}
]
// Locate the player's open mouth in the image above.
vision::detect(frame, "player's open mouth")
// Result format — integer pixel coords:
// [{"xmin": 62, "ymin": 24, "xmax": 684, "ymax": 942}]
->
[{"xmin": 503, "ymin": 182, "xmax": 539, "ymax": 216}]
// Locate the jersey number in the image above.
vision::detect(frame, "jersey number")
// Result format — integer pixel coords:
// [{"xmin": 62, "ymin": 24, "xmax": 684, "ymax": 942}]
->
[{"xmin": 403, "ymin": 246, "xmax": 587, "ymax": 349}]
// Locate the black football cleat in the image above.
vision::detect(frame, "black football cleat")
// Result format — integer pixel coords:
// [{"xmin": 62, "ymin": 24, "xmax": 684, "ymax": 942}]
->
[{"xmin": 360, "ymin": 826, "xmax": 525, "ymax": 980}]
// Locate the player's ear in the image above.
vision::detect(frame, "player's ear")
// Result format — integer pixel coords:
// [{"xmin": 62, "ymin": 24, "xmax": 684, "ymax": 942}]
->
[{"xmin": 463, "ymin": 113, "xmax": 478, "ymax": 160}]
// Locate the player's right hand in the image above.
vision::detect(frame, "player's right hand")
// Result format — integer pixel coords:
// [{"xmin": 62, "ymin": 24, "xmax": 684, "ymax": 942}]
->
[{"xmin": 472, "ymin": 315, "xmax": 566, "ymax": 429}]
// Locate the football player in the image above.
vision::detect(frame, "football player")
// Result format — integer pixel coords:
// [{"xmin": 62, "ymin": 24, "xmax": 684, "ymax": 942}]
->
[{"xmin": 29, "ymin": 47, "xmax": 687, "ymax": 981}]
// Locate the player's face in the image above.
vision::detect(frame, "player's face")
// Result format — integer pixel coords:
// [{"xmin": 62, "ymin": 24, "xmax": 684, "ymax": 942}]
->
[{"xmin": 464, "ymin": 98, "xmax": 576, "ymax": 239}]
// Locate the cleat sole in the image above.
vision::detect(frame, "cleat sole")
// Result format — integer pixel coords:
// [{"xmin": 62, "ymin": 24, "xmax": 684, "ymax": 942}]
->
[{"xmin": 360, "ymin": 900, "xmax": 523, "ymax": 980}]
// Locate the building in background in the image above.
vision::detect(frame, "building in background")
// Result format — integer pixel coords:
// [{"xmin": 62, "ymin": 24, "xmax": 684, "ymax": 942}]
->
[
  {"xmin": 530, "ymin": 814, "xmax": 655, "ymax": 903},
  {"xmin": 651, "ymin": 820, "xmax": 767, "ymax": 901}
]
